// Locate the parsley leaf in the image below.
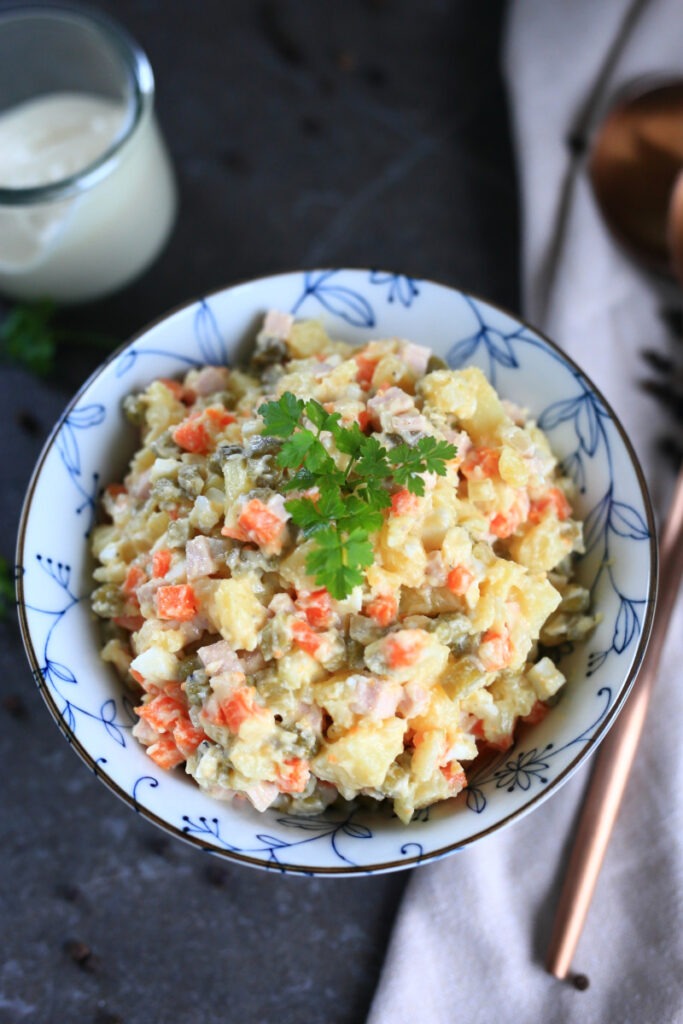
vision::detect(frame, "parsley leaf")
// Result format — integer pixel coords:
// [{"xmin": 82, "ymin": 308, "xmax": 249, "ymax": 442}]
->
[
  {"xmin": 389, "ymin": 437, "xmax": 457, "ymax": 494},
  {"xmin": 259, "ymin": 391, "xmax": 457, "ymax": 597},
  {"xmin": 304, "ymin": 398, "xmax": 342, "ymax": 436},
  {"xmin": 259, "ymin": 393, "xmax": 304, "ymax": 436},
  {"xmin": 0, "ymin": 557, "xmax": 15, "ymax": 620},
  {"xmin": 0, "ymin": 301, "xmax": 119, "ymax": 377},
  {"xmin": 0, "ymin": 301, "xmax": 57, "ymax": 376},
  {"xmin": 305, "ymin": 526, "xmax": 373, "ymax": 600},
  {"xmin": 354, "ymin": 435, "xmax": 391, "ymax": 480}
]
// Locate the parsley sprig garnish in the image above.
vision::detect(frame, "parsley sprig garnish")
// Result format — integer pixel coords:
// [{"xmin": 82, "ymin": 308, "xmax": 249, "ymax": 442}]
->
[
  {"xmin": 258, "ymin": 392, "xmax": 457, "ymax": 598},
  {"xmin": 0, "ymin": 556, "xmax": 16, "ymax": 620},
  {"xmin": 0, "ymin": 300, "xmax": 117, "ymax": 376}
]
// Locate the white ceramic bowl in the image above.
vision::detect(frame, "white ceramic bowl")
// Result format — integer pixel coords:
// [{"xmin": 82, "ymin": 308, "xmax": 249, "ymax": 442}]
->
[{"xmin": 17, "ymin": 269, "xmax": 657, "ymax": 875}]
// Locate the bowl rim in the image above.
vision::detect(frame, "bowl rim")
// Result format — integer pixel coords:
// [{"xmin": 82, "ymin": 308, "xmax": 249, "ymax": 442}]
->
[{"xmin": 15, "ymin": 267, "xmax": 659, "ymax": 875}]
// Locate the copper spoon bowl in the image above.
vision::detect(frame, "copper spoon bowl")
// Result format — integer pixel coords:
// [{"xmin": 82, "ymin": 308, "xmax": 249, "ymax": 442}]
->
[
  {"xmin": 547, "ymin": 79, "xmax": 683, "ymax": 980},
  {"xmin": 589, "ymin": 80, "xmax": 683, "ymax": 282}
]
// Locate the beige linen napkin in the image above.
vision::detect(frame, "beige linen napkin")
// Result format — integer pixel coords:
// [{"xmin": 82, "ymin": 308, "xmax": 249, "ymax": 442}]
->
[{"xmin": 368, "ymin": 1, "xmax": 683, "ymax": 1021}]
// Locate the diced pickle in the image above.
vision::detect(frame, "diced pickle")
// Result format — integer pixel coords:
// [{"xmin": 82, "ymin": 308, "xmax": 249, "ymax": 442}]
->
[
  {"xmin": 151, "ymin": 477, "xmax": 183, "ymax": 504},
  {"xmin": 426, "ymin": 354, "xmax": 448, "ymax": 373},
  {"xmin": 184, "ymin": 669, "xmax": 210, "ymax": 706},
  {"xmin": 91, "ymin": 582, "xmax": 124, "ymax": 618},
  {"xmin": 178, "ymin": 463, "xmax": 205, "ymax": 497},
  {"xmin": 122, "ymin": 392, "xmax": 147, "ymax": 426},
  {"xmin": 177, "ymin": 654, "xmax": 202, "ymax": 680},
  {"xmin": 166, "ymin": 518, "xmax": 191, "ymax": 548},
  {"xmin": 149, "ymin": 428, "xmax": 181, "ymax": 458}
]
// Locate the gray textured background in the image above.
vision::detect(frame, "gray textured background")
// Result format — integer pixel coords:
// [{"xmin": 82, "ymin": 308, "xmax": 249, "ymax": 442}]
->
[{"xmin": 1, "ymin": 3, "xmax": 518, "ymax": 1022}]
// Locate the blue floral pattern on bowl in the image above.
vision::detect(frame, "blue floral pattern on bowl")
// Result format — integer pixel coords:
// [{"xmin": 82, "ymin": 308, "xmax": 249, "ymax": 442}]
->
[{"xmin": 17, "ymin": 269, "xmax": 656, "ymax": 876}]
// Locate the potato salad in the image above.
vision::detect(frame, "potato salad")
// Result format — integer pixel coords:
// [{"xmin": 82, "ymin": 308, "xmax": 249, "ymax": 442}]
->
[{"xmin": 91, "ymin": 312, "xmax": 595, "ymax": 823}]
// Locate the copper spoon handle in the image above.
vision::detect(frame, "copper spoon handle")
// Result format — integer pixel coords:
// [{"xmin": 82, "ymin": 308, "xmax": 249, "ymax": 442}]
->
[{"xmin": 546, "ymin": 467, "xmax": 683, "ymax": 978}]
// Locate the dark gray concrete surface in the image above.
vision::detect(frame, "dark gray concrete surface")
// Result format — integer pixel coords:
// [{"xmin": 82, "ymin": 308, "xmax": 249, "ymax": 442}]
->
[{"xmin": 0, "ymin": 3, "xmax": 518, "ymax": 1022}]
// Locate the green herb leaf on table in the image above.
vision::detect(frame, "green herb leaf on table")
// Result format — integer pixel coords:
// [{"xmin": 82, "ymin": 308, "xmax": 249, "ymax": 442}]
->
[
  {"xmin": 0, "ymin": 301, "xmax": 57, "ymax": 376},
  {"xmin": 259, "ymin": 391, "xmax": 457, "ymax": 598},
  {"xmin": 0, "ymin": 556, "xmax": 15, "ymax": 620},
  {"xmin": 0, "ymin": 300, "xmax": 119, "ymax": 377}
]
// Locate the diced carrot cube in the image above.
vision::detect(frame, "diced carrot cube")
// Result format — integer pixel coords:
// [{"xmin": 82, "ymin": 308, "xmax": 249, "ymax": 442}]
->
[
  {"xmin": 135, "ymin": 694, "xmax": 186, "ymax": 734},
  {"xmin": 215, "ymin": 686, "xmax": 263, "ymax": 733},
  {"xmin": 478, "ymin": 628, "xmax": 512, "ymax": 671},
  {"xmin": 172, "ymin": 411, "xmax": 211, "ymax": 453},
  {"xmin": 152, "ymin": 548, "xmax": 172, "ymax": 578},
  {"xmin": 446, "ymin": 566, "xmax": 474, "ymax": 595},
  {"xmin": 105, "ymin": 483, "xmax": 127, "ymax": 498},
  {"xmin": 390, "ymin": 489, "xmax": 420, "ymax": 516},
  {"xmin": 358, "ymin": 410, "xmax": 371, "ymax": 432},
  {"xmin": 354, "ymin": 353, "xmax": 380, "ymax": 387},
  {"xmin": 147, "ymin": 735, "xmax": 185, "ymax": 770},
  {"xmin": 172, "ymin": 408, "xmax": 236, "ymax": 454},
  {"xmin": 291, "ymin": 620, "xmax": 323, "ymax": 656},
  {"xmin": 122, "ymin": 563, "xmax": 146, "ymax": 597},
  {"xmin": 529, "ymin": 487, "xmax": 572, "ymax": 524},
  {"xmin": 220, "ymin": 524, "xmax": 249, "ymax": 541},
  {"xmin": 490, "ymin": 508, "xmax": 522, "ymax": 539},
  {"xmin": 365, "ymin": 593, "xmax": 398, "ymax": 627},
  {"xmin": 156, "ymin": 584, "xmax": 199, "ymax": 621},
  {"xmin": 172, "ymin": 718, "xmax": 208, "ymax": 757},
  {"xmin": 296, "ymin": 588, "xmax": 333, "ymax": 629},
  {"xmin": 385, "ymin": 631, "xmax": 425, "ymax": 669},
  {"xmin": 238, "ymin": 499, "xmax": 285, "ymax": 549},
  {"xmin": 275, "ymin": 757, "xmax": 311, "ymax": 794},
  {"xmin": 204, "ymin": 408, "xmax": 236, "ymax": 429},
  {"xmin": 461, "ymin": 446, "xmax": 500, "ymax": 479}
]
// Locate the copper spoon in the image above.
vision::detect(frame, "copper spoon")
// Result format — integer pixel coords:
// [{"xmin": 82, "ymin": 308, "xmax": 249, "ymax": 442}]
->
[{"xmin": 546, "ymin": 81, "xmax": 683, "ymax": 979}]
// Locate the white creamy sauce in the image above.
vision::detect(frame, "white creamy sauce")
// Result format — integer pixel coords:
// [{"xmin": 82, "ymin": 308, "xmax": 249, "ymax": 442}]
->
[
  {"xmin": 0, "ymin": 92, "xmax": 126, "ymax": 189},
  {"xmin": 0, "ymin": 91, "xmax": 176, "ymax": 301}
]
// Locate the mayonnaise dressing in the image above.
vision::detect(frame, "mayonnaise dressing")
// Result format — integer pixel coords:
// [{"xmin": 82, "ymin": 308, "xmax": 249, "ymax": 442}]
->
[{"xmin": 0, "ymin": 92, "xmax": 176, "ymax": 301}]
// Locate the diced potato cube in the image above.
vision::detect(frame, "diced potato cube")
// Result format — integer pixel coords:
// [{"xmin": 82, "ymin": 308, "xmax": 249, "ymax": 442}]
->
[
  {"xmin": 143, "ymin": 380, "xmax": 186, "ymax": 441},
  {"xmin": 498, "ymin": 446, "xmax": 529, "ymax": 487},
  {"xmin": 526, "ymin": 657, "xmax": 566, "ymax": 699},
  {"xmin": 100, "ymin": 638, "xmax": 132, "ymax": 679},
  {"xmin": 371, "ymin": 354, "xmax": 414, "ymax": 392},
  {"xmin": 418, "ymin": 370, "xmax": 477, "ymax": 418},
  {"xmin": 411, "ymin": 729, "xmax": 447, "ymax": 782},
  {"xmin": 378, "ymin": 520, "xmax": 427, "ymax": 586},
  {"xmin": 134, "ymin": 619, "xmax": 186, "ymax": 654},
  {"xmin": 408, "ymin": 685, "xmax": 461, "ymax": 735},
  {"xmin": 509, "ymin": 521, "xmax": 576, "ymax": 572},
  {"xmin": 223, "ymin": 458, "xmax": 251, "ymax": 510},
  {"xmin": 129, "ymin": 645, "xmax": 180, "ymax": 684},
  {"xmin": 91, "ymin": 524, "xmax": 118, "ymax": 559},
  {"xmin": 189, "ymin": 494, "xmax": 222, "ymax": 532},
  {"xmin": 150, "ymin": 458, "xmax": 181, "ymax": 482},
  {"xmin": 441, "ymin": 654, "xmax": 491, "ymax": 701},
  {"xmin": 209, "ymin": 578, "xmax": 267, "ymax": 651},
  {"xmin": 277, "ymin": 649, "xmax": 327, "ymax": 690},
  {"xmin": 288, "ymin": 319, "xmax": 330, "ymax": 357},
  {"xmin": 313, "ymin": 717, "xmax": 406, "ymax": 793}
]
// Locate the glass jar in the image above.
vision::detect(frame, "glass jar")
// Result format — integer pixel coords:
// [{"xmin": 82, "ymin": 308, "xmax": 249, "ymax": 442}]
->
[{"xmin": 0, "ymin": 4, "xmax": 177, "ymax": 303}]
